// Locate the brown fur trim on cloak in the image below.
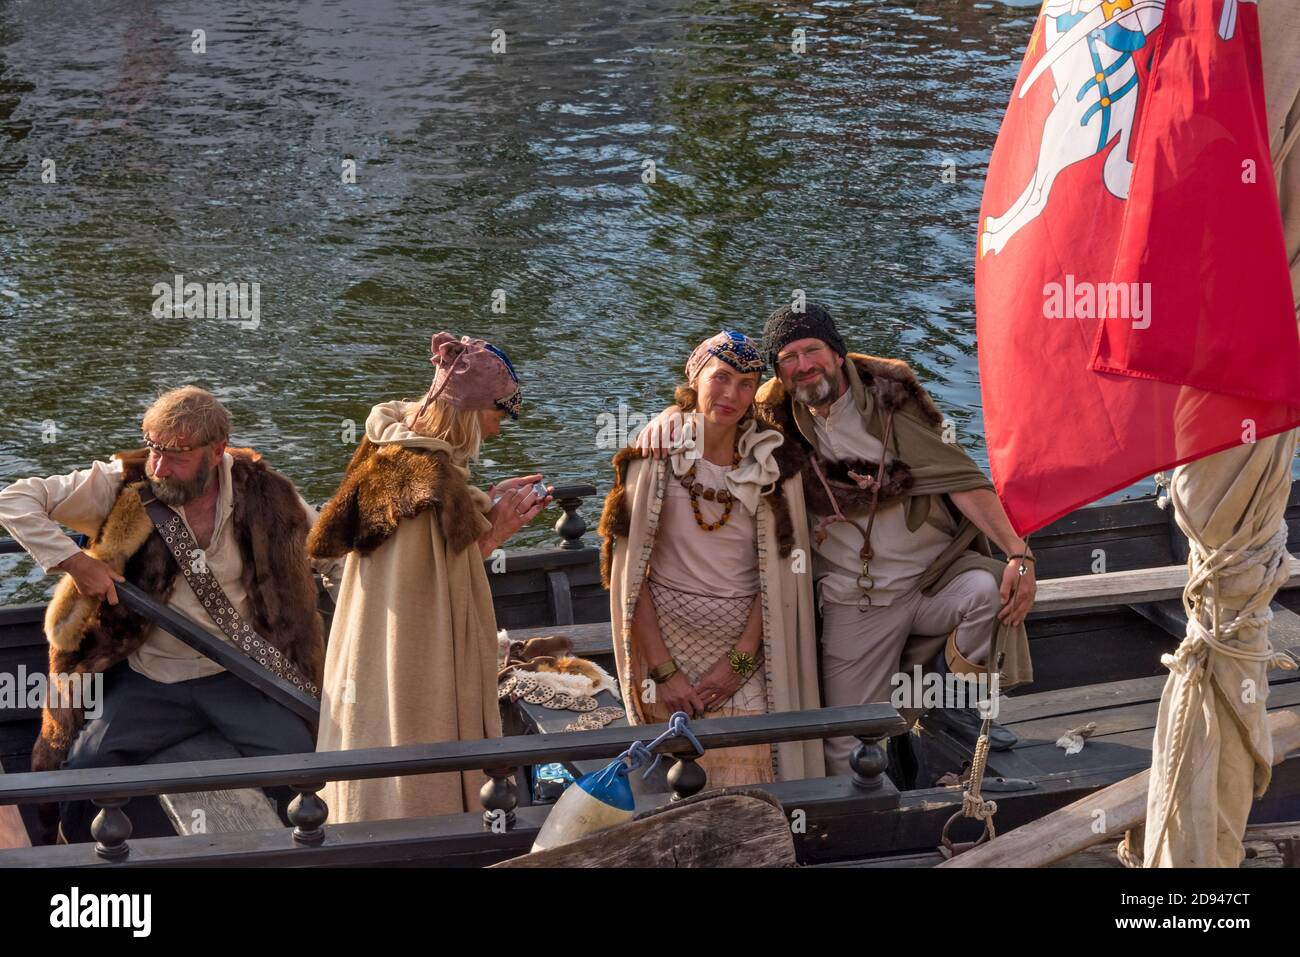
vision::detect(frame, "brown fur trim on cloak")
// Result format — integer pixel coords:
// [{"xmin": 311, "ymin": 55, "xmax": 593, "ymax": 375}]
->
[
  {"xmin": 755, "ymin": 353, "xmax": 941, "ymax": 519},
  {"xmin": 43, "ymin": 477, "xmax": 154, "ymax": 655},
  {"xmin": 33, "ymin": 448, "xmax": 325, "ymax": 773},
  {"xmin": 307, "ymin": 438, "xmax": 486, "ymax": 560},
  {"xmin": 597, "ymin": 428, "xmax": 795, "ymax": 590}
]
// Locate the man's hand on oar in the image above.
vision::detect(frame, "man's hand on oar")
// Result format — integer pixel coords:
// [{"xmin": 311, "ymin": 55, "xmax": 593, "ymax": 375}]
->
[
  {"xmin": 997, "ymin": 557, "xmax": 1036, "ymax": 627},
  {"xmin": 58, "ymin": 551, "xmax": 124, "ymax": 606}
]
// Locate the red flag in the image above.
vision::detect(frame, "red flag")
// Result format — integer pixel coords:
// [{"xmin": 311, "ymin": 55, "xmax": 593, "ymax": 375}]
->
[{"xmin": 976, "ymin": 0, "xmax": 1300, "ymax": 535}]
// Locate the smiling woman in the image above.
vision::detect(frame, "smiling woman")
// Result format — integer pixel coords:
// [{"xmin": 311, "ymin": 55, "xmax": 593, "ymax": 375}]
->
[{"xmin": 600, "ymin": 330, "xmax": 825, "ymax": 786}]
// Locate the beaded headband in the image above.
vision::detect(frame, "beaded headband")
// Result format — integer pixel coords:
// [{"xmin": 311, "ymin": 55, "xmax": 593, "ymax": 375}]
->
[{"xmin": 143, "ymin": 434, "xmax": 203, "ymax": 454}]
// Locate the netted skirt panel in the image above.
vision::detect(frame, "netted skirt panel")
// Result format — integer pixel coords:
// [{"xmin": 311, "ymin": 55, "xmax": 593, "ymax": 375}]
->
[{"xmin": 644, "ymin": 579, "xmax": 774, "ymax": 785}]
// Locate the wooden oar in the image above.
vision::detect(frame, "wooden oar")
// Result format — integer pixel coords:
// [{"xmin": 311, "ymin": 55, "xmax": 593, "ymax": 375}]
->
[
  {"xmin": 938, "ymin": 708, "xmax": 1300, "ymax": 868},
  {"xmin": 116, "ymin": 580, "xmax": 320, "ymax": 722},
  {"xmin": 0, "ymin": 766, "xmax": 31, "ymax": 849}
]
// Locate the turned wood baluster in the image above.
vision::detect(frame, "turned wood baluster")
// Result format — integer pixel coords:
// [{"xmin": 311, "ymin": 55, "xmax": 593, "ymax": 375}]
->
[
  {"xmin": 91, "ymin": 797, "xmax": 132, "ymax": 861},
  {"xmin": 850, "ymin": 736, "xmax": 889, "ymax": 790},
  {"xmin": 288, "ymin": 783, "xmax": 328, "ymax": 846},
  {"xmin": 480, "ymin": 767, "xmax": 518, "ymax": 830},
  {"xmin": 667, "ymin": 753, "xmax": 707, "ymax": 802},
  {"xmin": 552, "ymin": 484, "xmax": 596, "ymax": 550}
]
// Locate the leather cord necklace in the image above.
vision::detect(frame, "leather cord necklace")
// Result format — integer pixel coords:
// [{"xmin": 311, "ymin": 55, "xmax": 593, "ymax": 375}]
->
[{"xmin": 808, "ymin": 404, "xmax": 898, "ymax": 609}]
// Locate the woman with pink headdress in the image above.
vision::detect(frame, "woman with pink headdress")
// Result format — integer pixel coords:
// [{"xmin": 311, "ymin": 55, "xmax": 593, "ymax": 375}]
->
[
  {"xmin": 308, "ymin": 332, "xmax": 549, "ymax": 822},
  {"xmin": 599, "ymin": 331, "xmax": 825, "ymax": 786}
]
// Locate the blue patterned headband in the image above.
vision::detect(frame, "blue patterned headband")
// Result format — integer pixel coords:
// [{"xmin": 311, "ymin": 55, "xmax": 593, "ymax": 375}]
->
[{"xmin": 685, "ymin": 330, "xmax": 766, "ymax": 384}]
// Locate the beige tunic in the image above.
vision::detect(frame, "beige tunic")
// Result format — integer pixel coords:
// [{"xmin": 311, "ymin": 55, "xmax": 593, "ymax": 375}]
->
[
  {"xmin": 643, "ymin": 455, "xmax": 772, "ymax": 785},
  {"xmin": 649, "ymin": 457, "xmax": 761, "ymax": 597},
  {"xmin": 0, "ymin": 453, "xmax": 333, "ymax": 683},
  {"xmin": 806, "ymin": 387, "xmax": 956, "ymax": 607}
]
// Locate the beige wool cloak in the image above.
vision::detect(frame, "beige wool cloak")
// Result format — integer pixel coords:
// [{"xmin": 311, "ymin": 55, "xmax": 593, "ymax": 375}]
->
[
  {"xmin": 308, "ymin": 401, "xmax": 502, "ymax": 823},
  {"xmin": 599, "ymin": 421, "xmax": 826, "ymax": 782}
]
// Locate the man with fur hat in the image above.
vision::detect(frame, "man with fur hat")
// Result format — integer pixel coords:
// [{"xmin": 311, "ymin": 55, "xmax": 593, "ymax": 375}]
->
[
  {"xmin": 641, "ymin": 304, "xmax": 1034, "ymax": 773},
  {"xmin": 0, "ymin": 386, "xmax": 331, "ymax": 842}
]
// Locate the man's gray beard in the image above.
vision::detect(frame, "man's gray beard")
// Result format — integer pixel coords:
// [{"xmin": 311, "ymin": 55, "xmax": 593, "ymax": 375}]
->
[
  {"xmin": 149, "ymin": 465, "xmax": 216, "ymax": 507},
  {"xmin": 793, "ymin": 375, "xmax": 837, "ymax": 407}
]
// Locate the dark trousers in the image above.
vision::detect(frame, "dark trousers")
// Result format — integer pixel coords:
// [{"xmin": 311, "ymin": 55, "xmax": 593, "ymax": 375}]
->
[{"xmin": 60, "ymin": 661, "xmax": 314, "ymax": 843}]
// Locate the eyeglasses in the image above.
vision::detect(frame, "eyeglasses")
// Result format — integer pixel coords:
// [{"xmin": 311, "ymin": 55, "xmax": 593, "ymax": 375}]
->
[
  {"xmin": 776, "ymin": 345, "xmax": 829, "ymax": 370},
  {"xmin": 144, "ymin": 435, "xmax": 208, "ymax": 455}
]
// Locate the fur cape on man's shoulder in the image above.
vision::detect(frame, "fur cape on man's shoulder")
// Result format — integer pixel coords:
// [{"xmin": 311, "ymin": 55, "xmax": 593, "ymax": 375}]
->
[
  {"xmin": 753, "ymin": 352, "xmax": 950, "ymax": 519},
  {"xmin": 34, "ymin": 446, "xmax": 324, "ymax": 774}
]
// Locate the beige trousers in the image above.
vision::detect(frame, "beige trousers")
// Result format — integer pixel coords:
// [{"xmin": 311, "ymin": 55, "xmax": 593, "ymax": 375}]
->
[{"xmin": 820, "ymin": 569, "xmax": 1001, "ymax": 775}]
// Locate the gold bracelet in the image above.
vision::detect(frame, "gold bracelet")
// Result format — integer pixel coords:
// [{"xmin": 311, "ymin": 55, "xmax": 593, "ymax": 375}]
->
[
  {"xmin": 649, "ymin": 659, "xmax": 679, "ymax": 684},
  {"xmin": 727, "ymin": 648, "xmax": 757, "ymax": 678}
]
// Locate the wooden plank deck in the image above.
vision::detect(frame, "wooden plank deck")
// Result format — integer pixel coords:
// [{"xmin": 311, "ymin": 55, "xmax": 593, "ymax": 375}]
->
[
  {"xmin": 822, "ymin": 822, "xmax": 1300, "ymax": 868},
  {"xmin": 149, "ymin": 732, "xmax": 283, "ymax": 836},
  {"xmin": 943, "ymin": 665, "xmax": 1300, "ymax": 787},
  {"xmin": 1037, "ymin": 558, "xmax": 1300, "ymax": 613}
]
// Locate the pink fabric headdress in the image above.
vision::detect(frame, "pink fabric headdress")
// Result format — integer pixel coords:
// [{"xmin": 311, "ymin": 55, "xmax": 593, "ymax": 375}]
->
[{"xmin": 414, "ymin": 332, "xmax": 521, "ymax": 419}]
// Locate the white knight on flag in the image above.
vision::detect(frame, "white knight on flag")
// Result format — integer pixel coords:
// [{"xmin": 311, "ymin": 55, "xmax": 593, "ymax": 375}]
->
[{"xmin": 980, "ymin": 0, "xmax": 1165, "ymax": 257}]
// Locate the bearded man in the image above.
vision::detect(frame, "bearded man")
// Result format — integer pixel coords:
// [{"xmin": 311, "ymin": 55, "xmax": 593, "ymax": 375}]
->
[
  {"xmin": 0, "ymin": 386, "xmax": 331, "ymax": 842},
  {"xmin": 642, "ymin": 304, "xmax": 1036, "ymax": 774}
]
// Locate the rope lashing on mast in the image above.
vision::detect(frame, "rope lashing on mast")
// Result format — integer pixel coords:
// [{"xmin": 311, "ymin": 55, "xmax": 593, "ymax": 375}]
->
[{"xmin": 1119, "ymin": 510, "xmax": 1295, "ymax": 868}]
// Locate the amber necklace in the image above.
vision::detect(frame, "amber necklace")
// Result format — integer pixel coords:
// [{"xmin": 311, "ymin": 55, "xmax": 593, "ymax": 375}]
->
[{"xmin": 679, "ymin": 442, "xmax": 742, "ymax": 532}]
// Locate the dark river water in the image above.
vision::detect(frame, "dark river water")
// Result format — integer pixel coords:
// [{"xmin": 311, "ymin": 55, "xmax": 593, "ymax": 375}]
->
[{"xmin": 0, "ymin": 0, "xmax": 1096, "ymax": 605}]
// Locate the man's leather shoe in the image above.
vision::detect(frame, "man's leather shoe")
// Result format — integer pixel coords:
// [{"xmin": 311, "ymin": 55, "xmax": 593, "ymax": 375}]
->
[
  {"xmin": 922, "ymin": 705, "xmax": 1018, "ymax": 751},
  {"xmin": 925, "ymin": 647, "xmax": 1018, "ymax": 751}
]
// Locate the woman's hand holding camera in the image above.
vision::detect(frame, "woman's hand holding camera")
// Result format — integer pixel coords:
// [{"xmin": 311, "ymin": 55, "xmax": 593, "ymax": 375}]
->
[{"xmin": 481, "ymin": 474, "xmax": 553, "ymax": 556}]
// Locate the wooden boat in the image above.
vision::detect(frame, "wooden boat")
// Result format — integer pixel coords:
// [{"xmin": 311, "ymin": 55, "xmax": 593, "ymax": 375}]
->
[{"xmin": 1, "ymin": 482, "xmax": 1299, "ymax": 866}]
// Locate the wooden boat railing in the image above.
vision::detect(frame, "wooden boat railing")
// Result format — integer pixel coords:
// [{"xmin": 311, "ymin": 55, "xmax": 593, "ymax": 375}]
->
[{"xmin": 0, "ymin": 704, "xmax": 906, "ymax": 866}]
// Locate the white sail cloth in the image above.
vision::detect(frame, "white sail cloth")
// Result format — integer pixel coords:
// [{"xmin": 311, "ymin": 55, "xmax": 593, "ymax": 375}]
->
[{"xmin": 1143, "ymin": 3, "xmax": 1300, "ymax": 868}]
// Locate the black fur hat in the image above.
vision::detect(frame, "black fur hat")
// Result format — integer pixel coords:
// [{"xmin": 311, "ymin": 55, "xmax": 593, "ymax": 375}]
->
[{"xmin": 761, "ymin": 301, "xmax": 847, "ymax": 369}]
